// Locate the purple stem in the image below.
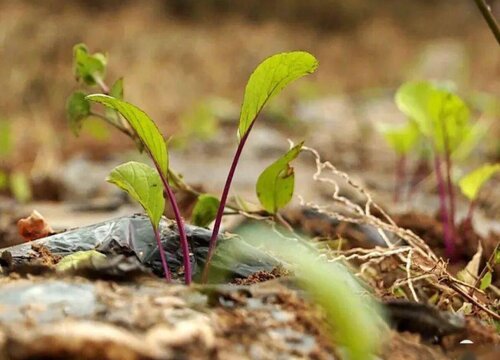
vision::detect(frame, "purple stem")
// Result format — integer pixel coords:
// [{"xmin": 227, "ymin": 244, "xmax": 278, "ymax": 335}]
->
[
  {"xmin": 394, "ymin": 155, "xmax": 406, "ymax": 203},
  {"xmin": 201, "ymin": 122, "xmax": 255, "ymax": 282},
  {"xmin": 464, "ymin": 200, "xmax": 476, "ymax": 229},
  {"xmin": 433, "ymin": 155, "xmax": 455, "ymax": 259},
  {"xmin": 148, "ymin": 150, "xmax": 192, "ymax": 285},
  {"xmin": 152, "ymin": 223, "xmax": 172, "ymax": 282}
]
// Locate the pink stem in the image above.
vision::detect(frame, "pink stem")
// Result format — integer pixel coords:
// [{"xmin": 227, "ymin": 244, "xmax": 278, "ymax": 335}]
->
[
  {"xmin": 202, "ymin": 122, "xmax": 255, "ymax": 282},
  {"xmin": 434, "ymin": 155, "xmax": 455, "ymax": 259},
  {"xmin": 152, "ymin": 224, "xmax": 172, "ymax": 281}
]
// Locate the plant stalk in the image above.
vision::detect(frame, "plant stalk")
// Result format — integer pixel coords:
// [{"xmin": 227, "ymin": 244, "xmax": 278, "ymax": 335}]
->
[
  {"xmin": 433, "ymin": 155, "xmax": 455, "ymax": 259},
  {"xmin": 473, "ymin": 0, "xmax": 500, "ymax": 44},
  {"xmin": 152, "ymin": 224, "xmax": 172, "ymax": 281},
  {"xmin": 202, "ymin": 122, "xmax": 255, "ymax": 282}
]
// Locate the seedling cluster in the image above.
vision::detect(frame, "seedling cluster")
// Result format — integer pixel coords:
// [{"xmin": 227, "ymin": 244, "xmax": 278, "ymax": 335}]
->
[{"xmin": 68, "ymin": 44, "xmax": 317, "ymax": 283}]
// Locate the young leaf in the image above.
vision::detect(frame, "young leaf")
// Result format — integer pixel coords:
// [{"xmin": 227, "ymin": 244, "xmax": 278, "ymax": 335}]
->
[
  {"xmin": 56, "ymin": 250, "xmax": 107, "ymax": 273},
  {"xmin": 105, "ymin": 78, "xmax": 125, "ymax": 123},
  {"xmin": 0, "ymin": 170, "xmax": 8, "ymax": 190},
  {"xmin": 458, "ymin": 163, "xmax": 500, "ymax": 201},
  {"xmin": 479, "ymin": 271, "xmax": 492, "ymax": 290},
  {"xmin": 66, "ymin": 91, "xmax": 91, "ymax": 135},
  {"xmin": 86, "ymin": 95, "xmax": 168, "ymax": 176},
  {"xmin": 73, "ymin": 43, "xmax": 107, "ymax": 86},
  {"xmin": 0, "ymin": 119, "xmax": 12, "ymax": 158},
  {"xmin": 395, "ymin": 81, "xmax": 470, "ymax": 153},
  {"xmin": 107, "ymin": 161, "xmax": 165, "ymax": 228},
  {"xmin": 238, "ymin": 52, "xmax": 318, "ymax": 139},
  {"xmin": 378, "ymin": 121, "xmax": 420, "ymax": 155},
  {"xmin": 192, "ymin": 194, "xmax": 220, "ymax": 227},
  {"xmin": 10, "ymin": 171, "xmax": 32, "ymax": 204},
  {"xmin": 256, "ymin": 142, "xmax": 303, "ymax": 214}
]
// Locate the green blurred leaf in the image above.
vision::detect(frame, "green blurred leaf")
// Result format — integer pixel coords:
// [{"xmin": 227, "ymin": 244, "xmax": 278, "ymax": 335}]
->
[
  {"xmin": 106, "ymin": 78, "xmax": 125, "ymax": 123},
  {"xmin": 192, "ymin": 194, "xmax": 220, "ymax": 227},
  {"xmin": 256, "ymin": 142, "xmax": 303, "ymax": 214},
  {"xmin": 479, "ymin": 271, "xmax": 492, "ymax": 291},
  {"xmin": 66, "ymin": 91, "xmax": 91, "ymax": 136},
  {"xmin": 107, "ymin": 161, "xmax": 165, "ymax": 228},
  {"xmin": 73, "ymin": 43, "xmax": 107, "ymax": 86},
  {"xmin": 239, "ymin": 225, "xmax": 382, "ymax": 360},
  {"xmin": 81, "ymin": 117, "xmax": 110, "ymax": 141},
  {"xmin": 0, "ymin": 119, "xmax": 12, "ymax": 158},
  {"xmin": 495, "ymin": 248, "xmax": 500, "ymax": 265},
  {"xmin": 452, "ymin": 121, "xmax": 489, "ymax": 161},
  {"xmin": 238, "ymin": 52, "xmax": 318, "ymax": 139},
  {"xmin": 56, "ymin": 250, "xmax": 107, "ymax": 272},
  {"xmin": 0, "ymin": 170, "xmax": 7, "ymax": 190},
  {"xmin": 458, "ymin": 163, "xmax": 500, "ymax": 200},
  {"xmin": 182, "ymin": 101, "xmax": 219, "ymax": 140},
  {"xmin": 10, "ymin": 171, "xmax": 32, "ymax": 204},
  {"xmin": 378, "ymin": 121, "xmax": 420, "ymax": 155},
  {"xmin": 87, "ymin": 95, "xmax": 169, "ymax": 176},
  {"xmin": 395, "ymin": 81, "xmax": 471, "ymax": 154}
]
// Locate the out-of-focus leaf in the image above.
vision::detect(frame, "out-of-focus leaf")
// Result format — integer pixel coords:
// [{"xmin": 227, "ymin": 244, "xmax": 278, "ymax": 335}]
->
[
  {"xmin": 256, "ymin": 142, "xmax": 303, "ymax": 214},
  {"xmin": 81, "ymin": 117, "xmax": 110, "ymax": 141},
  {"xmin": 10, "ymin": 171, "xmax": 32, "ymax": 204},
  {"xmin": 107, "ymin": 161, "xmax": 165, "ymax": 228},
  {"xmin": 238, "ymin": 52, "xmax": 318, "ymax": 140},
  {"xmin": 73, "ymin": 43, "xmax": 107, "ymax": 86},
  {"xmin": 56, "ymin": 250, "xmax": 107, "ymax": 272},
  {"xmin": 106, "ymin": 78, "xmax": 125, "ymax": 123},
  {"xmin": 479, "ymin": 271, "xmax": 492, "ymax": 290},
  {"xmin": 0, "ymin": 170, "xmax": 7, "ymax": 190},
  {"xmin": 378, "ymin": 121, "xmax": 420, "ymax": 155},
  {"xmin": 87, "ymin": 95, "xmax": 169, "ymax": 176},
  {"xmin": 452, "ymin": 121, "xmax": 489, "ymax": 161},
  {"xmin": 192, "ymin": 194, "xmax": 220, "ymax": 227},
  {"xmin": 182, "ymin": 101, "xmax": 219, "ymax": 140},
  {"xmin": 395, "ymin": 81, "xmax": 471, "ymax": 154},
  {"xmin": 66, "ymin": 92, "xmax": 91, "ymax": 136},
  {"xmin": 494, "ymin": 248, "xmax": 500, "ymax": 265},
  {"xmin": 458, "ymin": 163, "xmax": 500, "ymax": 201},
  {"xmin": 0, "ymin": 119, "xmax": 12, "ymax": 157},
  {"xmin": 239, "ymin": 225, "xmax": 383, "ymax": 360}
]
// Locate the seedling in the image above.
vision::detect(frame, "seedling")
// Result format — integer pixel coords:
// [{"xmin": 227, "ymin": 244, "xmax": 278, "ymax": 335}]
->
[
  {"xmin": 202, "ymin": 52, "xmax": 318, "ymax": 281},
  {"xmin": 458, "ymin": 163, "xmax": 500, "ymax": 227},
  {"xmin": 378, "ymin": 121, "xmax": 420, "ymax": 201},
  {"xmin": 86, "ymin": 96, "xmax": 193, "ymax": 284},
  {"xmin": 395, "ymin": 81, "xmax": 474, "ymax": 259}
]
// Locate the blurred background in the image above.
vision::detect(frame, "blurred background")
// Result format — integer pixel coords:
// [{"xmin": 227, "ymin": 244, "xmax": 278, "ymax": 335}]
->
[{"xmin": 0, "ymin": 0, "xmax": 498, "ymax": 232}]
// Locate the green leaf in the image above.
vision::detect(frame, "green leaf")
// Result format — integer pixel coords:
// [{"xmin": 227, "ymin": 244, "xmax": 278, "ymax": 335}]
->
[
  {"xmin": 10, "ymin": 171, "xmax": 32, "ymax": 204},
  {"xmin": 238, "ymin": 52, "xmax": 318, "ymax": 139},
  {"xmin": 0, "ymin": 119, "xmax": 12, "ymax": 158},
  {"xmin": 458, "ymin": 163, "xmax": 500, "ymax": 200},
  {"xmin": 66, "ymin": 91, "xmax": 91, "ymax": 136},
  {"xmin": 105, "ymin": 78, "xmax": 125, "ymax": 123},
  {"xmin": 395, "ymin": 81, "xmax": 471, "ymax": 154},
  {"xmin": 256, "ymin": 142, "xmax": 303, "ymax": 214},
  {"xmin": 192, "ymin": 194, "xmax": 220, "ymax": 227},
  {"xmin": 479, "ymin": 271, "xmax": 492, "ymax": 290},
  {"xmin": 495, "ymin": 248, "xmax": 500, "ymax": 265},
  {"xmin": 56, "ymin": 250, "xmax": 107, "ymax": 273},
  {"xmin": 73, "ymin": 43, "xmax": 107, "ymax": 86},
  {"xmin": 0, "ymin": 170, "xmax": 7, "ymax": 190},
  {"xmin": 378, "ymin": 121, "xmax": 420, "ymax": 155},
  {"xmin": 87, "ymin": 95, "xmax": 169, "ymax": 176},
  {"xmin": 107, "ymin": 161, "xmax": 165, "ymax": 228}
]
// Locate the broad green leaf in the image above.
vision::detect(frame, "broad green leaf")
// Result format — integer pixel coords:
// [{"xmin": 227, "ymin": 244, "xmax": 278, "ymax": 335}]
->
[
  {"xmin": 10, "ymin": 171, "xmax": 32, "ymax": 204},
  {"xmin": 452, "ymin": 121, "xmax": 489, "ymax": 161},
  {"xmin": 378, "ymin": 121, "xmax": 420, "ymax": 155},
  {"xmin": 395, "ymin": 81, "xmax": 470, "ymax": 154},
  {"xmin": 479, "ymin": 271, "xmax": 492, "ymax": 290},
  {"xmin": 192, "ymin": 194, "xmax": 220, "ymax": 227},
  {"xmin": 66, "ymin": 91, "xmax": 91, "ymax": 135},
  {"xmin": 81, "ymin": 117, "xmax": 110, "ymax": 141},
  {"xmin": 0, "ymin": 119, "xmax": 12, "ymax": 157},
  {"xmin": 458, "ymin": 164, "xmax": 500, "ymax": 200},
  {"xmin": 87, "ymin": 95, "xmax": 169, "ymax": 176},
  {"xmin": 73, "ymin": 43, "xmax": 107, "ymax": 86},
  {"xmin": 107, "ymin": 161, "xmax": 165, "ymax": 228},
  {"xmin": 56, "ymin": 250, "xmax": 107, "ymax": 272},
  {"xmin": 256, "ymin": 142, "xmax": 303, "ymax": 213},
  {"xmin": 238, "ymin": 52, "xmax": 318, "ymax": 139}
]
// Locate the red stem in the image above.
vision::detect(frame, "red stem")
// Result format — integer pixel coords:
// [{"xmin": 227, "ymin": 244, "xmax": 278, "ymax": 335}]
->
[
  {"xmin": 434, "ymin": 155, "xmax": 455, "ymax": 259},
  {"xmin": 201, "ymin": 122, "xmax": 255, "ymax": 282},
  {"xmin": 152, "ymin": 224, "xmax": 172, "ymax": 281}
]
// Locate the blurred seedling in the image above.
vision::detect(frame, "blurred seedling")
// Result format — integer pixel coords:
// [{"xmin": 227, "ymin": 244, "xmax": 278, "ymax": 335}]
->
[
  {"xmin": 73, "ymin": 46, "xmax": 317, "ymax": 284},
  {"xmin": 395, "ymin": 81, "xmax": 484, "ymax": 259}
]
